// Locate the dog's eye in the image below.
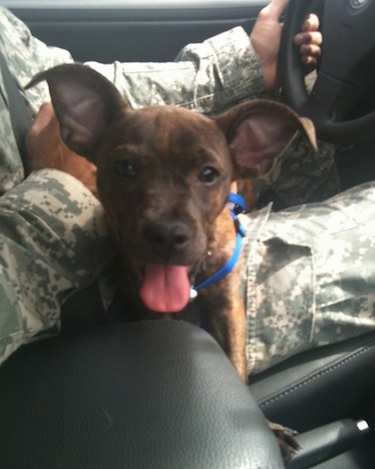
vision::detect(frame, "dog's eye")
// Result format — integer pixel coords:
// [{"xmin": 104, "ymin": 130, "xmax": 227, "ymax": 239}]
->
[
  {"xmin": 114, "ymin": 158, "xmax": 137, "ymax": 178},
  {"xmin": 198, "ymin": 166, "xmax": 220, "ymax": 185}
]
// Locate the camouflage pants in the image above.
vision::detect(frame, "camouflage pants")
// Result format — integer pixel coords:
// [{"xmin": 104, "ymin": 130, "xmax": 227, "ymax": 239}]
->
[
  {"xmin": 0, "ymin": 169, "xmax": 111, "ymax": 364},
  {"xmin": 241, "ymin": 181, "xmax": 375, "ymax": 374}
]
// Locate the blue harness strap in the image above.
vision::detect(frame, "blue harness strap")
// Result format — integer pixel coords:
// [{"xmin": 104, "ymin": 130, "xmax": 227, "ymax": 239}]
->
[{"xmin": 192, "ymin": 192, "xmax": 246, "ymax": 294}]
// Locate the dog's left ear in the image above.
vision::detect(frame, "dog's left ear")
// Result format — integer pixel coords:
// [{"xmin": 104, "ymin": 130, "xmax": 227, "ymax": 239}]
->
[
  {"xmin": 27, "ymin": 63, "xmax": 125, "ymax": 161},
  {"xmin": 215, "ymin": 100, "xmax": 317, "ymax": 179}
]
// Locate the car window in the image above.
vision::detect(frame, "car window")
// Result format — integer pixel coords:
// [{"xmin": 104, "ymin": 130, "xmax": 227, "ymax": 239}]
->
[
  {"xmin": 0, "ymin": 0, "xmax": 265, "ymax": 8},
  {"xmin": 0, "ymin": 0, "xmax": 265, "ymax": 63}
]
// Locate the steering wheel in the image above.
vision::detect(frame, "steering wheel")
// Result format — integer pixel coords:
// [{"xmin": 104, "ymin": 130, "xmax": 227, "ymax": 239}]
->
[{"xmin": 278, "ymin": 0, "xmax": 375, "ymax": 143}]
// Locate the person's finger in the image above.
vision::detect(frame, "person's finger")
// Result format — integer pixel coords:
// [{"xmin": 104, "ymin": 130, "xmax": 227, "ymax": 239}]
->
[
  {"xmin": 264, "ymin": 0, "xmax": 292, "ymax": 20},
  {"xmin": 27, "ymin": 103, "xmax": 60, "ymax": 155},
  {"xmin": 31, "ymin": 102, "xmax": 55, "ymax": 131},
  {"xmin": 294, "ymin": 31, "xmax": 322, "ymax": 47},
  {"xmin": 299, "ymin": 43, "xmax": 322, "ymax": 59},
  {"xmin": 301, "ymin": 13, "xmax": 320, "ymax": 33},
  {"xmin": 302, "ymin": 55, "xmax": 317, "ymax": 65}
]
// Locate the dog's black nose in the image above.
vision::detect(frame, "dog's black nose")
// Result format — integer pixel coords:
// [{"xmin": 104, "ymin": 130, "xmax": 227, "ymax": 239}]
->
[{"xmin": 143, "ymin": 220, "xmax": 190, "ymax": 257}]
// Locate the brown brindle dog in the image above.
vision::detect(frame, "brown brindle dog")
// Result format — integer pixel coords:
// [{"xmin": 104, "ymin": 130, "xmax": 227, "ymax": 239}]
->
[{"xmin": 28, "ymin": 63, "xmax": 316, "ymax": 459}]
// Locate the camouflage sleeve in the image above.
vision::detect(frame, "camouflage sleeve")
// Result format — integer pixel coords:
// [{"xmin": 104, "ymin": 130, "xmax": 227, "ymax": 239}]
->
[
  {"xmin": 0, "ymin": 6, "xmax": 74, "ymax": 193},
  {"xmin": 0, "ymin": 169, "xmax": 112, "ymax": 365},
  {"xmin": 0, "ymin": 7, "xmax": 74, "ymax": 112},
  {"xmin": 254, "ymin": 137, "xmax": 341, "ymax": 208},
  {"xmin": 240, "ymin": 182, "xmax": 375, "ymax": 375},
  {"xmin": 86, "ymin": 26, "xmax": 264, "ymax": 115},
  {"xmin": 1, "ymin": 5, "xmax": 264, "ymax": 117}
]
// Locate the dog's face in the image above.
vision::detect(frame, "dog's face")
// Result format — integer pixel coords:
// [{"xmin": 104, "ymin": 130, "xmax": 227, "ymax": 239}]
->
[
  {"xmin": 28, "ymin": 64, "xmax": 316, "ymax": 313},
  {"xmin": 96, "ymin": 105, "xmax": 233, "ymax": 266},
  {"xmin": 94, "ymin": 106, "xmax": 236, "ymax": 313}
]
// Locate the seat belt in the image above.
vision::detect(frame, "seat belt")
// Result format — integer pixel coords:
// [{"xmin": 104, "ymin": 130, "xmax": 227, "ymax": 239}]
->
[{"xmin": 0, "ymin": 50, "xmax": 33, "ymax": 176}]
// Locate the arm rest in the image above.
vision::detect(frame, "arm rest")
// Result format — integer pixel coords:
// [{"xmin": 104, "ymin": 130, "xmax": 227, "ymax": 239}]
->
[{"xmin": 0, "ymin": 321, "xmax": 284, "ymax": 468}]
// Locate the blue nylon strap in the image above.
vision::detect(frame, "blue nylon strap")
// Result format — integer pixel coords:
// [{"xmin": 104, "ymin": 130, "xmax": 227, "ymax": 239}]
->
[
  {"xmin": 228, "ymin": 192, "xmax": 246, "ymax": 214},
  {"xmin": 194, "ymin": 231, "xmax": 244, "ymax": 292},
  {"xmin": 192, "ymin": 192, "xmax": 246, "ymax": 293}
]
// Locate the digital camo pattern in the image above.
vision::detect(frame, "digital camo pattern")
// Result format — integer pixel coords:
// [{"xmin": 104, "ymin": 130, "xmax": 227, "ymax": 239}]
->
[
  {"xmin": 256, "ymin": 136, "xmax": 341, "ymax": 207},
  {"xmin": 0, "ymin": 6, "xmax": 358, "ymax": 370},
  {"xmin": 0, "ymin": 6, "xmax": 73, "ymax": 192},
  {"xmin": 0, "ymin": 170, "xmax": 111, "ymax": 364},
  {"xmin": 87, "ymin": 26, "xmax": 265, "ymax": 115},
  {"xmin": 240, "ymin": 182, "xmax": 375, "ymax": 374}
]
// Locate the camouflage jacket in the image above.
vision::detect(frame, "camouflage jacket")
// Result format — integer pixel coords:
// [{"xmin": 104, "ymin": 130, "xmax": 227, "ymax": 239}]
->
[{"xmin": 2, "ymin": 6, "xmax": 368, "ymax": 372}]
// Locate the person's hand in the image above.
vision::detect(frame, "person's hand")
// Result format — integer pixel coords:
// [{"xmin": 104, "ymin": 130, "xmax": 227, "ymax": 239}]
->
[
  {"xmin": 250, "ymin": 0, "xmax": 322, "ymax": 90},
  {"xmin": 293, "ymin": 13, "xmax": 322, "ymax": 74},
  {"xmin": 26, "ymin": 102, "xmax": 98, "ymax": 195}
]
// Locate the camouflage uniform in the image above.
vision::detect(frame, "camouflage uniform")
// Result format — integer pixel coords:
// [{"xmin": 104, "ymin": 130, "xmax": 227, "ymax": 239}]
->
[
  {"xmin": 1, "ymin": 6, "xmax": 371, "ymax": 372},
  {"xmin": 240, "ymin": 182, "xmax": 375, "ymax": 374},
  {"xmin": 0, "ymin": 170, "xmax": 111, "ymax": 363}
]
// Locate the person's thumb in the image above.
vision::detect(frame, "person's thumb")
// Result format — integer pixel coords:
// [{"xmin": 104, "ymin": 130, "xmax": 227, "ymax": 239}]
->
[{"xmin": 263, "ymin": 0, "xmax": 291, "ymax": 20}]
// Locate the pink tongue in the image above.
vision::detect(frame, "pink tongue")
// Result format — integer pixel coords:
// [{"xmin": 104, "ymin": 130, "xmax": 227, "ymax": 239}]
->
[{"xmin": 139, "ymin": 264, "xmax": 191, "ymax": 313}]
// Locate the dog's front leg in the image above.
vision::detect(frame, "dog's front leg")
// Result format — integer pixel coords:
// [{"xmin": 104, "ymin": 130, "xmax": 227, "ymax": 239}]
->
[
  {"xmin": 201, "ymin": 284, "xmax": 247, "ymax": 383},
  {"xmin": 200, "ymin": 282, "xmax": 300, "ymax": 461}
]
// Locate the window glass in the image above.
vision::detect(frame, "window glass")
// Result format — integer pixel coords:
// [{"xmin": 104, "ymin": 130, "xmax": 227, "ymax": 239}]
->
[{"xmin": 0, "ymin": 0, "xmax": 264, "ymax": 8}]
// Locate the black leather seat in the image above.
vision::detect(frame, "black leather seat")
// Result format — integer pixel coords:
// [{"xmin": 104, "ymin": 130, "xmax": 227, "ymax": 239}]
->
[
  {"xmin": 0, "ymin": 320, "xmax": 284, "ymax": 469},
  {"xmin": 1, "ymin": 284, "xmax": 374, "ymax": 468}
]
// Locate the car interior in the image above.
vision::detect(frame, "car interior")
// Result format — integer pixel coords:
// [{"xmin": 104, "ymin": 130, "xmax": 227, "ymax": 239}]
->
[{"xmin": 0, "ymin": 0, "xmax": 374, "ymax": 467}]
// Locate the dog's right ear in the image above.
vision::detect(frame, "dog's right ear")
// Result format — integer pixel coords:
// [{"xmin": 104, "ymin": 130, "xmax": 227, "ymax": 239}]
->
[
  {"xmin": 27, "ymin": 63, "xmax": 125, "ymax": 161},
  {"xmin": 215, "ymin": 100, "xmax": 317, "ymax": 180}
]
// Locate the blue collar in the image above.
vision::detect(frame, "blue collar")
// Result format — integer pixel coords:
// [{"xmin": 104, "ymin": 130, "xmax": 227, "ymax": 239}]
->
[{"xmin": 190, "ymin": 192, "xmax": 246, "ymax": 298}]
